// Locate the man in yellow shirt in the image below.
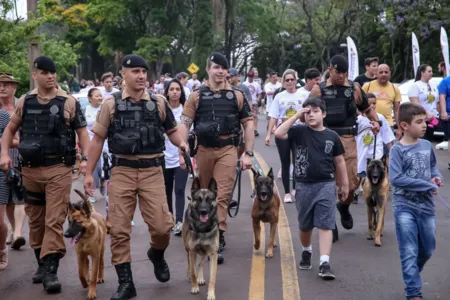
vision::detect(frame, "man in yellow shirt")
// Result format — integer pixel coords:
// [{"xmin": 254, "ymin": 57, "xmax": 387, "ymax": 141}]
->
[{"xmin": 362, "ymin": 64, "xmax": 401, "ymax": 134}]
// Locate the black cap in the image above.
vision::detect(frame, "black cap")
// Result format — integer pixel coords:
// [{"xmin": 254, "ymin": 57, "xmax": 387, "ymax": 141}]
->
[
  {"xmin": 229, "ymin": 68, "xmax": 239, "ymax": 76},
  {"xmin": 209, "ymin": 52, "xmax": 229, "ymax": 69},
  {"xmin": 330, "ymin": 55, "xmax": 348, "ymax": 73},
  {"xmin": 34, "ymin": 56, "xmax": 56, "ymax": 73},
  {"xmin": 121, "ymin": 54, "xmax": 149, "ymax": 70}
]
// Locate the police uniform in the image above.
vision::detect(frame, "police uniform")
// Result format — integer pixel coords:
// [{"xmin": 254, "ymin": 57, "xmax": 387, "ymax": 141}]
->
[
  {"xmin": 311, "ymin": 55, "xmax": 373, "ymax": 240},
  {"xmin": 90, "ymin": 55, "xmax": 176, "ymax": 300},
  {"xmin": 182, "ymin": 52, "xmax": 253, "ymax": 264},
  {"xmin": 8, "ymin": 56, "xmax": 87, "ymax": 292}
]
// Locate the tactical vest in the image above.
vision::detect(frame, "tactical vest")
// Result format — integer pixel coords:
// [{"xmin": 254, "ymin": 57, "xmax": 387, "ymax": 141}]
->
[
  {"xmin": 320, "ymin": 81, "xmax": 357, "ymax": 130},
  {"xmin": 194, "ymin": 86, "xmax": 241, "ymax": 147},
  {"xmin": 108, "ymin": 91, "xmax": 165, "ymax": 155},
  {"xmin": 18, "ymin": 94, "xmax": 76, "ymax": 167}
]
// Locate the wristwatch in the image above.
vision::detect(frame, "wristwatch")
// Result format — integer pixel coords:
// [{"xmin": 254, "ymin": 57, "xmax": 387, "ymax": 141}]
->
[
  {"xmin": 245, "ymin": 151, "xmax": 254, "ymax": 157},
  {"xmin": 81, "ymin": 156, "xmax": 88, "ymax": 162}
]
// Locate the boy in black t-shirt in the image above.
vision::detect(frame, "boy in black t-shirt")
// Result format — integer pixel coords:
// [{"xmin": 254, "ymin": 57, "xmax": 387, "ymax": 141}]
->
[{"xmin": 274, "ymin": 96, "xmax": 349, "ymax": 280}]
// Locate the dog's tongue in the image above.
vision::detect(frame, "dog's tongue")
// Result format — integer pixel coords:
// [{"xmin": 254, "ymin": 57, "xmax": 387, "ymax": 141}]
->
[
  {"xmin": 372, "ymin": 177, "xmax": 379, "ymax": 184},
  {"xmin": 200, "ymin": 215, "xmax": 209, "ymax": 223},
  {"xmin": 261, "ymin": 195, "xmax": 268, "ymax": 201},
  {"xmin": 71, "ymin": 238, "xmax": 76, "ymax": 247}
]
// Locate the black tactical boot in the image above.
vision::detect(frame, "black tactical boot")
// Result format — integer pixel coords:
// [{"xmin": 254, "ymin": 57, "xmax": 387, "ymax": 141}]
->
[
  {"xmin": 32, "ymin": 248, "xmax": 46, "ymax": 284},
  {"xmin": 332, "ymin": 224, "xmax": 339, "ymax": 243},
  {"xmin": 111, "ymin": 263, "xmax": 137, "ymax": 300},
  {"xmin": 42, "ymin": 253, "xmax": 62, "ymax": 293},
  {"xmin": 219, "ymin": 230, "xmax": 226, "ymax": 252},
  {"xmin": 336, "ymin": 202, "xmax": 353, "ymax": 230},
  {"xmin": 147, "ymin": 248, "xmax": 170, "ymax": 283}
]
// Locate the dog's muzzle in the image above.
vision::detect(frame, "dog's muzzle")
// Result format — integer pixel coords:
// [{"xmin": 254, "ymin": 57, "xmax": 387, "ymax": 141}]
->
[{"xmin": 199, "ymin": 209, "xmax": 209, "ymax": 223}]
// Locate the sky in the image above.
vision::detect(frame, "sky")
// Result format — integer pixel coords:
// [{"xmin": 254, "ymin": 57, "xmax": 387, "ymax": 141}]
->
[{"xmin": 5, "ymin": 0, "xmax": 28, "ymax": 20}]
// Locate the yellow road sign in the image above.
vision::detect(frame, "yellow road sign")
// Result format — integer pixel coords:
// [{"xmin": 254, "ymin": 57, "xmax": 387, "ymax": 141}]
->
[{"xmin": 187, "ymin": 63, "xmax": 200, "ymax": 74}]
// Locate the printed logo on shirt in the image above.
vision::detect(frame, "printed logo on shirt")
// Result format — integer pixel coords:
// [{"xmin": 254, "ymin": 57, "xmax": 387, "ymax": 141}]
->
[
  {"xmin": 248, "ymin": 85, "xmax": 256, "ymax": 95},
  {"xmin": 363, "ymin": 134, "xmax": 373, "ymax": 146},
  {"xmin": 405, "ymin": 152, "xmax": 430, "ymax": 178},
  {"xmin": 324, "ymin": 140, "xmax": 334, "ymax": 154},
  {"xmin": 427, "ymin": 93, "xmax": 435, "ymax": 103},
  {"xmin": 294, "ymin": 146, "xmax": 309, "ymax": 177}
]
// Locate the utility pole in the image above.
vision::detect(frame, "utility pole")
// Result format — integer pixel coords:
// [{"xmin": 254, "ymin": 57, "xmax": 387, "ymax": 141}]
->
[{"xmin": 27, "ymin": 0, "xmax": 40, "ymax": 89}]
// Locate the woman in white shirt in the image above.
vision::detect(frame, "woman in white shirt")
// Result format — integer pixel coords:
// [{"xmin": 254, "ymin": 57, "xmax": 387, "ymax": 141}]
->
[
  {"xmin": 163, "ymin": 79, "xmax": 189, "ymax": 236},
  {"xmin": 265, "ymin": 69, "xmax": 305, "ymax": 203},
  {"xmin": 408, "ymin": 64, "xmax": 439, "ymax": 141},
  {"xmin": 84, "ymin": 88, "xmax": 107, "ymax": 203}
]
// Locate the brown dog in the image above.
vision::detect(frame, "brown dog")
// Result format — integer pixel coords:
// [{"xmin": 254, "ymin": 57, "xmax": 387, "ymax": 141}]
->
[
  {"xmin": 64, "ymin": 189, "xmax": 107, "ymax": 300},
  {"xmin": 251, "ymin": 168, "xmax": 280, "ymax": 258},
  {"xmin": 183, "ymin": 177, "xmax": 219, "ymax": 300},
  {"xmin": 362, "ymin": 158, "xmax": 390, "ymax": 247}
]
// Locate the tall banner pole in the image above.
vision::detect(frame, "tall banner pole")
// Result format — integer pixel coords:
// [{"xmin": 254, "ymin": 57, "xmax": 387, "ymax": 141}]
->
[
  {"xmin": 411, "ymin": 32, "xmax": 420, "ymax": 76},
  {"xmin": 440, "ymin": 27, "xmax": 450, "ymax": 77},
  {"xmin": 346, "ymin": 37, "xmax": 359, "ymax": 81}
]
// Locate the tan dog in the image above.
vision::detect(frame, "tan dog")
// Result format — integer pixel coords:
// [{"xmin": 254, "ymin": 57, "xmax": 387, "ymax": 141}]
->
[
  {"xmin": 183, "ymin": 177, "xmax": 219, "ymax": 300},
  {"xmin": 362, "ymin": 158, "xmax": 390, "ymax": 247},
  {"xmin": 251, "ymin": 168, "xmax": 280, "ymax": 258},
  {"xmin": 64, "ymin": 189, "xmax": 107, "ymax": 300}
]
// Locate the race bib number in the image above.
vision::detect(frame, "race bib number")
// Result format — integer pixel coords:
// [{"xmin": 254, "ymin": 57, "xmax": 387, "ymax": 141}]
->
[{"xmin": 363, "ymin": 134, "xmax": 373, "ymax": 146}]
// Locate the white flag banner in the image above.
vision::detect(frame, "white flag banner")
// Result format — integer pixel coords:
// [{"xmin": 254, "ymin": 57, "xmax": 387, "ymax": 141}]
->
[
  {"xmin": 411, "ymin": 32, "xmax": 420, "ymax": 75},
  {"xmin": 440, "ymin": 27, "xmax": 450, "ymax": 77},
  {"xmin": 347, "ymin": 36, "xmax": 359, "ymax": 80}
]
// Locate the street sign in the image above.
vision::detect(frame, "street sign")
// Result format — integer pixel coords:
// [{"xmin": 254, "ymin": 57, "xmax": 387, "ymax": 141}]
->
[{"xmin": 187, "ymin": 63, "xmax": 200, "ymax": 74}]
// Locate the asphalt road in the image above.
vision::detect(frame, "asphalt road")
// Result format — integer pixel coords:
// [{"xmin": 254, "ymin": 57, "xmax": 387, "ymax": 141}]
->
[{"xmin": 2, "ymin": 116, "xmax": 450, "ymax": 300}]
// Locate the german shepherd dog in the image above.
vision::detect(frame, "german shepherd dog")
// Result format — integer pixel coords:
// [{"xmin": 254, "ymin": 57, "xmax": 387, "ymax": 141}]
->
[
  {"xmin": 251, "ymin": 168, "xmax": 280, "ymax": 258},
  {"xmin": 362, "ymin": 158, "xmax": 390, "ymax": 247},
  {"xmin": 182, "ymin": 177, "xmax": 219, "ymax": 300},
  {"xmin": 64, "ymin": 189, "xmax": 107, "ymax": 300}
]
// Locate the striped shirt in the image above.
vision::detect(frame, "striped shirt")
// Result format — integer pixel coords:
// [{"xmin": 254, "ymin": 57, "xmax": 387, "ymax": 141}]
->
[{"xmin": 0, "ymin": 109, "xmax": 19, "ymax": 203}]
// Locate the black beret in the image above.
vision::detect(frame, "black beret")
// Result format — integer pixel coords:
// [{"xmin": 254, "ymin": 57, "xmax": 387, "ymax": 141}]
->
[
  {"xmin": 34, "ymin": 56, "xmax": 56, "ymax": 73},
  {"xmin": 121, "ymin": 54, "xmax": 149, "ymax": 70},
  {"xmin": 330, "ymin": 55, "xmax": 348, "ymax": 73},
  {"xmin": 209, "ymin": 52, "xmax": 229, "ymax": 69}
]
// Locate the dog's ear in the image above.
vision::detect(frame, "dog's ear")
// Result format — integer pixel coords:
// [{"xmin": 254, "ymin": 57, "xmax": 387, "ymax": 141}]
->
[
  {"xmin": 68, "ymin": 202, "xmax": 75, "ymax": 212},
  {"xmin": 208, "ymin": 177, "xmax": 218, "ymax": 194},
  {"xmin": 187, "ymin": 196, "xmax": 192, "ymax": 202},
  {"xmin": 251, "ymin": 168, "xmax": 259, "ymax": 180},
  {"xmin": 267, "ymin": 167, "xmax": 274, "ymax": 180},
  {"xmin": 381, "ymin": 155, "xmax": 387, "ymax": 166},
  {"xmin": 191, "ymin": 177, "xmax": 201, "ymax": 195},
  {"xmin": 81, "ymin": 201, "xmax": 91, "ymax": 219},
  {"xmin": 367, "ymin": 158, "xmax": 372, "ymax": 166}
]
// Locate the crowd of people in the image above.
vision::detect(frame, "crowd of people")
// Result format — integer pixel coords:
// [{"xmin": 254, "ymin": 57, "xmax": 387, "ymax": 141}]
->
[{"xmin": 0, "ymin": 50, "xmax": 448, "ymax": 300}]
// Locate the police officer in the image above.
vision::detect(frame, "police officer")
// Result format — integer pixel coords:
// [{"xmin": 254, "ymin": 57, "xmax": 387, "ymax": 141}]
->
[
  {"xmin": 179, "ymin": 52, "xmax": 255, "ymax": 264},
  {"xmin": 0, "ymin": 56, "xmax": 90, "ymax": 293},
  {"xmin": 309, "ymin": 55, "xmax": 381, "ymax": 241},
  {"xmin": 84, "ymin": 54, "xmax": 188, "ymax": 300}
]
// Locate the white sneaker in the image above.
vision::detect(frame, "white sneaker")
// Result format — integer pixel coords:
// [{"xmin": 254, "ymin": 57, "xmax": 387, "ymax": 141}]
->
[
  {"xmin": 284, "ymin": 194, "xmax": 293, "ymax": 203},
  {"xmin": 436, "ymin": 141, "xmax": 448, "ymax": 150},
  {"xmin": 277, "ymin": 169, "xmax": 282, "ymax": 179},
  {"xmin": 88, "ymin": 196, "xmax": 96, "ymax": 203}
]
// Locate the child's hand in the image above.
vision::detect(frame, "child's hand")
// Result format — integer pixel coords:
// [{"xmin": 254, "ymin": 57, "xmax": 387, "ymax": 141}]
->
[
  {"xmin": 295, "ymin": 107, "xmax": 310, "ymax": 119},
  {"xmin": 431, "ymin": 177, "xmax": 443, "ymax": 188},
  {"xmin": 338, "ymin": 184, "xmax": 349, "ymax": 202},
  {"xmin": 431, "ymin": 189, "xmax": 438, "ymax": 195}
]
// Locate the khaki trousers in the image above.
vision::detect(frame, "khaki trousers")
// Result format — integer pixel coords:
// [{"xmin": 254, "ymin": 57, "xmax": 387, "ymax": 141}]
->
[
  {"xmin": 23, "ymin": 164, "xmax": 72, "ymax": 259},
  {"xmin": 339, "ymin": 135, "xmax": 360, "ymax": 204},
  {"xmin": 195, "ymin": 145, "xmax": 237, "ymax": 232},
  {"xmin": 108, "ymin": 165, "xmax": 173, "ymax": 265}
]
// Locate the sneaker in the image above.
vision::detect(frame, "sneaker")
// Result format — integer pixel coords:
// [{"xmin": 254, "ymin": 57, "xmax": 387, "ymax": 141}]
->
[
  {"xmin": 131, "ymin": 220, "xmax": 135, "ymax": 226},
  {"xmin": 0, "ymin": 248, "xmax": 8, "ymax": 271},
  {"xmin": 284, "ymin": 194, "xmax": 292, "ymax": 203},
  {"xmin": 299, "ymin": 251, "xmax": 312, "ymax": 270},
  {"xmin": 319, "ymin": 262, "xmax": 335, "ymax": 280},
  {"xmin": 99, "ymin": 184, "xmax": 106, "ymax": 196},
  {"xmin": 352, "ymin": 192, "xmax": 358, "ymax": 204},
  {"xmin": 436, "ymin": 141, "xmax": 448, "ymax": 150},
  {"xmin": 254, "ymin": 130, "xmax": 259, "ymax": 137},
  {"xmin": 173, "ymin": 222, "xmax": 182, "ymax": 236},
  {"xmin": 88, "ymin": 196, "xmax": 96, "ymax": 203}
]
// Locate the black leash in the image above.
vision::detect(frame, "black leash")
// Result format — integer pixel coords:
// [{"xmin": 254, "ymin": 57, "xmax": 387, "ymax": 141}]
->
[
  {"xmin": 373, "ymin": 134, "xmax": 377, "ymax": 160},
  {"xmin": 228, "ymin": 160, "xmax": 242, "ymax": 218},
  {"xmin": 182, "ymin": 149, "xmax": 195, "ymax": 178}
]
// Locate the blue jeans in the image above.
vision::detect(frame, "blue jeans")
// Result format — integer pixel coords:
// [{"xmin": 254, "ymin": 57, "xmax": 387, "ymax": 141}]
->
[{"xmin": 394, "ymin": 205, "xmax": 436, "ymax": 299}]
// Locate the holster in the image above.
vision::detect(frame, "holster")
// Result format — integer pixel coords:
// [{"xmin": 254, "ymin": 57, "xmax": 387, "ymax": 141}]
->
[
  {"xmin": 102, "ymin": 152, "xmax": 111, "ymax": 180},
  {"xmin": 188, "ymin": 133, "xmax": 198, "ymax": 157}
]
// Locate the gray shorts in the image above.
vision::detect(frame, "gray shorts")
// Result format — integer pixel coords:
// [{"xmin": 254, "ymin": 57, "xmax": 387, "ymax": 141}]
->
[{"xmin": 295, "ymin": 181, "xmax": 336, "ymax": 231}]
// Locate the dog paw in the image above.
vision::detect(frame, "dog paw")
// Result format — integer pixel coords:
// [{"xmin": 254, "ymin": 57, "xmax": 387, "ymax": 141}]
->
[
  {"xmin": 265, "ymin": 250, "xmax": 273, "ymax": 258},
  {"xmin": 254, "ymin": 241, "xmax": 260, "ymax": 250},
  {"xmin": 198, "ymin": 278, "xmax": 206, "ymax": 286},
  {"xmin": 273, "ymin": 243, "xmax": 278, "ymax": 248},
  {"xmin": 191, "ymin": 286, "xmax": 200, "ymax": 294},
  {"xmin": 80, "ymin": 278, "xmax": 89, "ymax": 289},
  {"xmin": 207, "ymin": 292, "xmax": 216, "ymax": 300},
  {"xmin": 366, "ymin": 234, "xmax": 374, "ymax": 240},
  {"xmin": 87, "ymin": 289, "xmax": 97, "ymax": 300},
  {"xmin": 97, "ymin": 278, "xmax": 104, "ymax": 284},
  {"xmin": 375, "ymin": 240, "xmax": 382, "ymax": 247}
]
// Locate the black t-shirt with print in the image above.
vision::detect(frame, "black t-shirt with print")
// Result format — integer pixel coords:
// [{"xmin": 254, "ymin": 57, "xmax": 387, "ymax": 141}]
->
[
  {"xmin": 288, "ymin": 125, "xmax": 345, "ymax": 183},
  {"xmin": 354, "ymin": 74, "xmax": 376, "ymax": 87}
]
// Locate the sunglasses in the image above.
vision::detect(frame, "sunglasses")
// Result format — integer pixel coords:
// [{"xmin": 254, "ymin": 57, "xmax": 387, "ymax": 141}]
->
[{"xmin": 285, "ymin": 78, "xmax": 296, "ymax": 82}]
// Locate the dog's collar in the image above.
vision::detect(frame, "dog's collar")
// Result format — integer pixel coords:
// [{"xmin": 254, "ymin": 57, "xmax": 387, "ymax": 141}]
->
[{"xmin": 189, "ymin": 222, "xmax": 218, "ymax": 235}]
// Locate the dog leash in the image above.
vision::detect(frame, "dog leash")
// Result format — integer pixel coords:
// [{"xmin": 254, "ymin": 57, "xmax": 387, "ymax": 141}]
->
[
  {"xmin": 250, "ymin": 157, "xmax": 264, "ymax": 199},
  {"xmin": 436, "ymin": 193, "xmax": 450, "ymax": 211},
  {"xmin": 228, "ymin": 161, "xmax": 242, "ymax": 218},
  {"xmin": 373, "ymin": 134, "xmax": 377, "ymax": 160},
  {"xmin": 182, "ymin": 149, "xmax": 195, "ymax": 178}
]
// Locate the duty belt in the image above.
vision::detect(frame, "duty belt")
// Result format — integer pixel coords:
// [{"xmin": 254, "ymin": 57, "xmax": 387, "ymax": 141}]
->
[
  {"xmin": 197, "ymin": 136, "xmax": 239, "ymax": 148},
  {"xmin": 329, "ymin": 125, "xmax": 358, "ymax": 136},
  {"xmin": 21, "ymin": 156, "xmax": 71, "ymax": 168},
  {"xmin": 111, "ymin": 155, "xmax": 164, "ymax": 169}
]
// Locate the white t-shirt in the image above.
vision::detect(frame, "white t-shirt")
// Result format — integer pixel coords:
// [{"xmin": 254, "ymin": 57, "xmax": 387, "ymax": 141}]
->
[
  {"xmin": 298, "ymin": 87, "xmax": 312, "ymax": 103},
  {"xmin": 356, "ymin": 113, "xmax": 394, "ymax": 174},
  {"xmin": 268, "ymin": 90, "xmax": 305, "ymax": 125},
  {"xmin": 154, "ymin": 83, "xmax": 165, "ymax": 94},
  {"xmin": 407, "ymin": 80, "xmax": 439, "ymax": 116},
  {"xmin": 264, "ymin": 82, "xmax": 282, "ymax": 113},
  {"xmin": 243, "ymin": 81, "xmax": 262, "ymax": 104},
  {"xmin": 164, "ymin": 104, "xmax": 183, "ymax": 169},
  {"xmin": 188, "ymin": 79, "xmax": 201, "ymax": 90},
  {"xmin": 98, "ymin": 87, "xmax": 119, "ymax": 98},
  {"xmin": 85, "ymin": 104, "xmax": 109, "ymax": 166},
  {"xmin": 183, "ymin": 86, "xmax": 191, "ymax": 99}
]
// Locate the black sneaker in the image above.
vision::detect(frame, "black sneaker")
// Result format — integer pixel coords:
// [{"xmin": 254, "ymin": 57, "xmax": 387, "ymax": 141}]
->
[
  {"xmin": 254, "ymin": 130, "xmax": 259, "ymax": 137},
  {"xmin": 299, "ymin": 251, "xmax": 312, "ymax": 270},
  {"xmin": 319, "ymin": 262, "xmax": 335, "ymax": 280},
  {"xmin": 352, "ymin": 192, "xmax": 358, "ymax": 204}
]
